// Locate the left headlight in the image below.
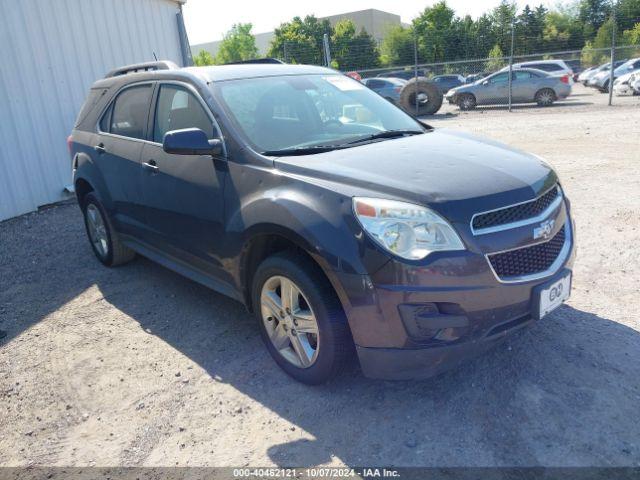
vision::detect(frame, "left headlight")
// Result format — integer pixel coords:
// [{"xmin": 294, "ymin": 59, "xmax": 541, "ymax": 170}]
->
[{"xmin": 353, "ymin": 197, "xmax": 465, "ymax": 260}]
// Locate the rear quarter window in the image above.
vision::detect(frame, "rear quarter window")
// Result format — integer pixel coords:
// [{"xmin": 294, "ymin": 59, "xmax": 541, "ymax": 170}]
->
[{"xmin": 74, "ymin": 88, "xmax": 108, "ymax": 128}]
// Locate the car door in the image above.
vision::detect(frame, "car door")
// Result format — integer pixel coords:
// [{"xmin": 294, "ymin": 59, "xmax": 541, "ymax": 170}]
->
[
  {"xmin": 512, "ymin": 70, "xmax": 536, "ymax": 102},
  {"xmin": 95, "ymin": 83, "xmax": 153, "ymax": 236},
  {"xmin": 477, "ymin": 72, "xmax": 509, "ymax": 104},
  {"xmin": 139, "ymin": 82, "xmax": 227, "ymax": 277}
]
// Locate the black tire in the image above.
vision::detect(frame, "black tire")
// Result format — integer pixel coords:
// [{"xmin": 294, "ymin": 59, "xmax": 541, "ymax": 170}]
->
[
  {"xmin": 252, "ymin": 251, "xmax": 353, "ymax": 384},
  {"xmin": 81, "ymin": 192, "xmax": 135, "ymax": 267},
  {"xmin": 535, "ymin": 88, "xmax": 556, "ymax": 107},
  {"xmin": 398, "ymin": 77, "xmax": 443, "ymax": 115},
  {"xmin": 457, "ymin": 93, "xmax": 477, "ymax": 111}
]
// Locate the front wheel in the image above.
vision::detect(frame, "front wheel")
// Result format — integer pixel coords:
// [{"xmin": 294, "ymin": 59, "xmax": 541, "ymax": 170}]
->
[
  {"xmin": 457, "ymin": 93, "xmax": 477, "ymax": 110},
  {"xmin": 252, "ymin": 252, "xmax": 353, "ymax": 384},
  {"xmin": 535, "ymin": 88, "xmax": 556, "ymax": 107}
]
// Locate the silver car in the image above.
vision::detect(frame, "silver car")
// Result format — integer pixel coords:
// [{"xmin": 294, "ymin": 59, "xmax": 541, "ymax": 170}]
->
[{"xmin": 446, "ymin": 68, "xmax": 572, "ymax": 110}]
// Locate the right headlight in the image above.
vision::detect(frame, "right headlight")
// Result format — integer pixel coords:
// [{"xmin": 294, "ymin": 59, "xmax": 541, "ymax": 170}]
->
[{"xmin": 353, "ymin": 197, "xmax": 465, "ymax": 260}]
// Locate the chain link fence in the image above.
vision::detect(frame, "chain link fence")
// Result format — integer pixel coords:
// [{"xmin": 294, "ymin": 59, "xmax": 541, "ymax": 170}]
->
[{"xmin": 274, "ymin": 21, "xmax": 640, "ymax": 115}]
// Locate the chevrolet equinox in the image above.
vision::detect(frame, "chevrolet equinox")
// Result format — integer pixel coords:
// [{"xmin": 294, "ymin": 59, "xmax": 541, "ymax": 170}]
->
[{"xmin": 69, "ymin": 61, "xmax": 575, "ymax": 384}]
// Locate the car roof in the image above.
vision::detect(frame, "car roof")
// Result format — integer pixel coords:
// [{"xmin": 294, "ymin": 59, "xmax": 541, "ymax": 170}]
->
[
  {"xmin": 182, "ymin": 63, "xmax": 335, "ymax": 82},
  {"xmin": 92, "ymin": 63, "xmax": 337, "ymax": 89},
  {"xmin": 516, "ymin": 59, "xmax": 566, "ymax": 65}
]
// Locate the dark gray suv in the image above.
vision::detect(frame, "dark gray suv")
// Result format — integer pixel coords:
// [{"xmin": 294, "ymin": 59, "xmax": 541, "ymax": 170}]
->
[{"xmin": 69, "ymin": 61, "xmax": 575, "ymax": 384}]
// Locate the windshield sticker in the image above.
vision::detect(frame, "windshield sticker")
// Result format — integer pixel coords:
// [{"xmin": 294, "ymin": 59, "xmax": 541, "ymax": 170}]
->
[{"xmin": 324, "ymin": 76, "xmax": 365, "ymax": 91}]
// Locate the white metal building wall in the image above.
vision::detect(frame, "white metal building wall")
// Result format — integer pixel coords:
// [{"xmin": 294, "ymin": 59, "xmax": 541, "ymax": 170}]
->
[{"xmin": 0, "ymin": 0, "xmax": 186, "ymax": 221}]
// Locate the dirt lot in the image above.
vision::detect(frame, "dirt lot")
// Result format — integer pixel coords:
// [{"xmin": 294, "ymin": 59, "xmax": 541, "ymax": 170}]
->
[{"xmin": 1, "ymin": 85, "xmax": 639, "ymax": 468}]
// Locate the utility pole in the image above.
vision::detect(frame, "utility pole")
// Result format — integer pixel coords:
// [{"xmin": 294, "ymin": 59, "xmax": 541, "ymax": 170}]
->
[
  {"xmin": 323, "ymin": 33, "xmax": 331, "ymax": 67},
  {"xmin": 608, "ymin": 1, "xmax": 617, "ymax": 106},
  {"xmin": 508, "ymin": 21, "xmax": 515, "ymax": 112},
  {"xmin": 414, "ymin": 34, "xmax": 419, "ymax": 115}
]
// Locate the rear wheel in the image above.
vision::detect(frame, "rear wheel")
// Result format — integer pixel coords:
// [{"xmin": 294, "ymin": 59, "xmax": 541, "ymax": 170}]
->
[
  {"xmin": 252, "ymin": 252, "xmax": 353, "ymax": 384},
  {"xmin": 535, "ymin": 88, "xmax": 556, "ymax": 107},
  {"xmin": 82, "ymin": 193, "xmax": 135, "ymax": 267},
  {"xmin": 457, "ymin": 93, "xmax": 477, "ymax": 110}
]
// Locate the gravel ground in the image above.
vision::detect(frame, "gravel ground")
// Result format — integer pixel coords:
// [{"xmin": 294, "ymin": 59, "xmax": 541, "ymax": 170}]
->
[{"xmin": 1, "ymin": 85, "xmax": 639, "ymax": 468}]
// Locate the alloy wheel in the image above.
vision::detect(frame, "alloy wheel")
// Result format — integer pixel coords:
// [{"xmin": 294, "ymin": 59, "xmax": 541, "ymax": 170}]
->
[
  {"xmin": 260, "ymin": 275, "xmax": 319, "ymax": 368},
  {"xmin": 86, "ymin": 204, "xmax": 108, "ymax": 257},
  {"xmin": 538, "ymin": 90, "xmax": 554, "ymax": 105}
]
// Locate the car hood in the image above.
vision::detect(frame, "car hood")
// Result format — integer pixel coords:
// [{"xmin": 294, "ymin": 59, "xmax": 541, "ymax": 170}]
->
[{"xmin": 273, "ymin": 129, "xmax": 557, "ymax": 222}]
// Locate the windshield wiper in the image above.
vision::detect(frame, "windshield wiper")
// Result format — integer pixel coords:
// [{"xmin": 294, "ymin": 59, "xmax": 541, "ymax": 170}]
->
[
  {"xmin": 345, "ymin": 129, "xmax": 424, "ymax": 145},
  {"xmin": 261, "ymin": 145, "xmax": 347, "ymax": 156}
]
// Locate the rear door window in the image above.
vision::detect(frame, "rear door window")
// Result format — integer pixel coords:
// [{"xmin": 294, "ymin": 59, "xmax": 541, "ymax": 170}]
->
[
  {"xmin": 109, "ymin": 85, "xmax": 153, "ymax": 140},
  {"xmin": 153, "ymin": 84, "xmax": 215, "ymax": 143}
]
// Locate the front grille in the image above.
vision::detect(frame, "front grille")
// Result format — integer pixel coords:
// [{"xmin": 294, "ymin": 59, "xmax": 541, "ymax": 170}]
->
[
  {"xmin": 472, "ymin": 185, "xmax": 560, "ymax": 231},
  {"xmin": 488, "ymin": 226, "xmax": 566, "ymax": 279}
]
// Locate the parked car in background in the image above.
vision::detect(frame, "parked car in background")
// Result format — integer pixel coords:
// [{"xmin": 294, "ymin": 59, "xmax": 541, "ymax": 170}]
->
[
  {"xmin": 613, "ymin": 71, "xmax": 639, "ymax": 96},
  {"xmin": 578, "ymin": 65, "xmax": 600, "ymax": 85},
  {"xmin": 587, "ymin": 59, "xmax": 630, "ymax": 91},
  {"xmin": 465, "ymin": 72, "xmax": 491, "ymax": 83},
  {"xmin": 508, "ymin": 60, "xmax": 574, "ymax": 83},
  {"xmin": 377, "ymin": 69, "xmax": 427, "ymax": 80},
  {"xmin": 565, "ymin": 59, "xmax": 582, "ymax": 81},
  {"xmin": 592, "ymin": 57, "xmax": 640, "ymax": 92},
  {"xmin": 70, "ymin": 61, "xmax": 575, "ymax": 383},
  {"xmin": 446, "ymin": 68, "xmax": 571, "ymax": 110},
  {"xmin": 431, "ymin": 74, "xmax": 466, "ymax": 93},
  {"xmin": 362, "ymin": 77, "xmax": 407, "ymax": 104},
  {"xmin": 632, "ymin": 74, "xmax": 640, "ymax": 95}
]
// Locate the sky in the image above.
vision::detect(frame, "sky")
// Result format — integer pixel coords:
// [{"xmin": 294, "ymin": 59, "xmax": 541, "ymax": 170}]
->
[{"xmin": 183, "ymin": 0, "xmax": 553, "ymax": 45}]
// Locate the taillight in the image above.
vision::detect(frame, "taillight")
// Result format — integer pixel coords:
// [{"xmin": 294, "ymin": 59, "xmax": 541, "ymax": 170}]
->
[
  {"xmin": 560, "ymin": 75, "xmax": 569, "ymax": 84},
  {"xmin": 394, "ymin": 86, "xmax": 402, "ymax": 93},
  {"xmin": 67, "ymin": 135, "xmax": 73, "ymax": 155}
]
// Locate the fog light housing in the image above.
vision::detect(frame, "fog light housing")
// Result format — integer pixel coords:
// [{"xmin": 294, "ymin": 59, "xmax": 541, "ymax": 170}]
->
[{"xmin": 398, "ymin": 303, "xmax": 469, "ymax": 343}]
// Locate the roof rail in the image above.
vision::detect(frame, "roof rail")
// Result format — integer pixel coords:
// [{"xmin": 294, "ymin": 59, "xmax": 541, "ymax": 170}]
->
[
  {"xmin": 104, "ymin": 60, "xmax": 179, "ymax": 78},
  {"xmin": 224, "ymin": 58, "xmax": 285, "ymax": 65}
]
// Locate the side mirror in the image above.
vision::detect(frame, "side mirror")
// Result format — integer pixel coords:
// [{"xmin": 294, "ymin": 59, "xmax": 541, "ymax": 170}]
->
[
  {"xmin": 482, "ymin": 80, "xmax": 489, "ymax": 86},
  {"xmin": 162, "ymin": 128, "xmax": 223, "ymax": 156}
]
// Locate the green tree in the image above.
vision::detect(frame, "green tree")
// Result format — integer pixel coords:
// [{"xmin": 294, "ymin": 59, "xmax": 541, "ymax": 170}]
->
[
  {"xmin": 380, "ymin": 25, "xmax": 415, "ymax": 66},
  {"xmin": 617, "ymin": 0, "xmax": 640, "ymax": 32},
  {"xmin": 215, "ymin": 23, "xmax": 259, "ymax": 64},
  {"xmin": 491, "ymin": 1, "xmax": 517, "ymax": 54},
  {"xmin": 579, "ymin": 0, "xmax": 612, "ymax": 37},
  {"xmin": 330, "ymin": 20, "xmax": 380, "ymax": 70},
  {"xmin": 268, "ymin": 15, "xmax": 332, "ymax": 65},
  {"xmin": 485, "ymin": 44, "xmax": 506, "ymax": 71},
  {"xmin": 543, "ymin": 10, "xmax": 585, "ymax": 50},
  {"xmin": 194, "ymin": 49, "xmax": 215, "ymax": 66},
  {"xmin": 622, "ymin": 22, "xmax": 640, "ymax": 45},
  {"xmin": 413, "ymin": 1, "xmax": 456, "ymax": 62},
  {"xmin": 580, "ymin": 40, "xmax": 607, "ymax": 65}
]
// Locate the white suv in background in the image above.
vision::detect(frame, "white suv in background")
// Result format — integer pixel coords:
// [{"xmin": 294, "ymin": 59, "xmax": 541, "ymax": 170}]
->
[{"xmin": 512, "ymin": 60, "xmax": 574, "ymax": 82}]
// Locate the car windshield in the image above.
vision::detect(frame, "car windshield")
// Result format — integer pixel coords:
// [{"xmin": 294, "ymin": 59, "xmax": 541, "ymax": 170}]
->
[{"xmin": 212, "ymin": 74, "xmax": 423, "ymax": 154}]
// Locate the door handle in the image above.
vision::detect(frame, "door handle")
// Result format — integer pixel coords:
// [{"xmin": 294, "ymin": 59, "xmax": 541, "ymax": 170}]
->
[
  {"xmin": 142, "ymin": 160, "xmax": 159, "ymax": 173},
  {"xmin": 94, "ymin": 143, "xmax": 106, "ymax": 154}
]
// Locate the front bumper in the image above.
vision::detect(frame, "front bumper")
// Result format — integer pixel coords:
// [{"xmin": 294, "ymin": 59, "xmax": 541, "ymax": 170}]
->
[
  {"xmin": 334, "ymin": 212, "xmax": 576, "ymax": 380},
  {"xmin": 355, "ymin": 266, "xmax": 572, "ymax": 380}
]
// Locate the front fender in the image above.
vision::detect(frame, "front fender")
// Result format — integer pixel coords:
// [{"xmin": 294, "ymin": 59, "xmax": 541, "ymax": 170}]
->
[{"xmin": 226, "ymin": 181, "xmax": 388, "ymax": 277}]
